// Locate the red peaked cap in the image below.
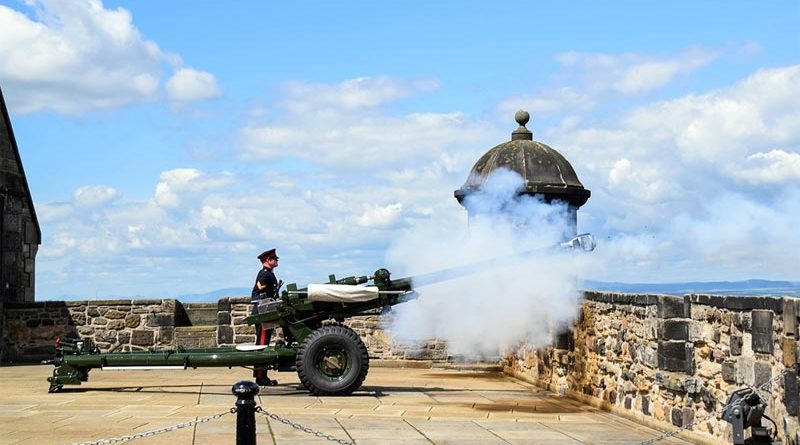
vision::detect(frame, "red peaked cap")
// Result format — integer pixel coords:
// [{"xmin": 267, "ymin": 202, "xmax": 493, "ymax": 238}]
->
[{"xmin": 257, "ymin": 249, "xmax": 277, "ymax": 261}]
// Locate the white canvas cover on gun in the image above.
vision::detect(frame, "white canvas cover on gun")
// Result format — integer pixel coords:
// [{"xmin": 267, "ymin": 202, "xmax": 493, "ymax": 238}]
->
[{"xmin": 307, "ymin": 284, "xmax": 380, "ymax": 302}]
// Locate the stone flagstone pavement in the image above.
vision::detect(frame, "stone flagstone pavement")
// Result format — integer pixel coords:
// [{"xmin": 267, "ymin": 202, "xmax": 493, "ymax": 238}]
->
[{"xmin": 0, "ymin": 364, "xmax": 696, "ymax": 445}]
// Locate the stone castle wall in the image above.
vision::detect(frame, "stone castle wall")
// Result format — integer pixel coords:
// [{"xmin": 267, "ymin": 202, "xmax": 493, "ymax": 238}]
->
[{"xmin": 505, "ymin": 291, "xmax": 799, "ymax": 445}]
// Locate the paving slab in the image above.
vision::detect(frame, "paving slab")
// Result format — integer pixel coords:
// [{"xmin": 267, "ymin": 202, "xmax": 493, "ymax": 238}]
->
[{"xmin": 0, "ymin": 364, "xmax": 695, "ymax": 444}]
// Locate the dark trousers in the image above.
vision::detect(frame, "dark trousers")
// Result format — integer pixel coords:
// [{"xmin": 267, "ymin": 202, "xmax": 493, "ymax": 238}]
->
[{"xmin": 251, "ymin": 302, "xmax": 273, "ymax": 381}]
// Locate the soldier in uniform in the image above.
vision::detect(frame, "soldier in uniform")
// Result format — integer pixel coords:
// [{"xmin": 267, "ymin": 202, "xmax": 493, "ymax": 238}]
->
[{"xmin": 251, "ymin": 248, "xmax": 280, "ymax": 386}]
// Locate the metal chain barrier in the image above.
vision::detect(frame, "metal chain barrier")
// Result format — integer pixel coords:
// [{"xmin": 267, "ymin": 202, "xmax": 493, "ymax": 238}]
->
[
  {"xmin": 66, "ymin": 408, "xmax": 235, "ymax": 445},
  {"xmin": 256, "ymin": 406, "xmax": 355, "ymax": 445},
  {"xmin": 637, "ymin": 369, "xmax": 789, "ymax": 445}
]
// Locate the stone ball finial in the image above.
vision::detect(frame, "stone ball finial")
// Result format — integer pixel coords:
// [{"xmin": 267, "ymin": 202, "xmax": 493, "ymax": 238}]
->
[
  {"xmin": 512, "ymin": 110, "xmax": 533, "ymax": 141},
  {"xmin": 515, "ymin": 110, "xmax": 530, "ymax": 127}
]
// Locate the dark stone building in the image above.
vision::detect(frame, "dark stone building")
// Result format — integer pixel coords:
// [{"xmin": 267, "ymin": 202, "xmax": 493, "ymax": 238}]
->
[{"xmin": 0, "ymin": 87, "xmax": 41, "ymax": 303}]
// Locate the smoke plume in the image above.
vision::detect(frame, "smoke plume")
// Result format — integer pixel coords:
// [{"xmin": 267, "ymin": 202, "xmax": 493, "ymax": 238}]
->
[{"xmin": 385, "ymin": 169, "xmax": 593, "ymax": 358}]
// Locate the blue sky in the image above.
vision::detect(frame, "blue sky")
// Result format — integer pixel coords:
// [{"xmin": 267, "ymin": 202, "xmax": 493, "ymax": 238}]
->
[{"xmin": 1, "ymin": 0, "xmax": 798, "ymax": 299}]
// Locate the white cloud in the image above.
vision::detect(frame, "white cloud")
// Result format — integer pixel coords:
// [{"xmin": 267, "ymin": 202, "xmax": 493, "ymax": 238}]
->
[
  {"xmin": 283, "ymin": 76, "xmax": 439, "ymax": 113},
  {"xmin": 154, "ymin": 168, "xmax": 235, "ymax": 209},
  {"xmin": 497, "ymin": 87, "xmax": 594, "ymax": 117},
  {"xmin": 543, "ymin": 64, "xmax": 800, "ymax": 281},
  {"xmin": 0, "ymin": 0, "xmax": 219, "ymax": 114},
  {"xmin": 239, "ymin": 78, "xmax": 497, "ymax": 172},
  {"xmin": 354, "ymin": 203, "xmax": 404, "ymax": 228},
  {"xmin": 35, "ymin": 202, "xmax": 74, "ymax": 223},
  {"xmin": 555, "ymin": 47, "xmax": 719, "ymax": 95},
  {"xmin": 734, "ymin": 150, "xmax": 800, "ymax": 184},
  {"xmin": 166, "ymin": 68, "xmax": 221, "ymax": 102},
  {"xmin": 37, "ymin": 160, "xmax": 468, "ymax": 297},
  {"xmin": 73, "ymin": 185, "xmax": 121, "ymax": 207}
]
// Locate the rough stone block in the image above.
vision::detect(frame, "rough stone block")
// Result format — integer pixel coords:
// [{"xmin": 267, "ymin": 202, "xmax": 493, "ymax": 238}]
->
[
  {"xmin": 125, "ymin": 314, "xmax": 140, "ymax": 328},
  {"xmin": 235, "ymin": 325, "xmax": 255, "ymax": 335},
  {"xmin": 105, "ymin": 309, "xmax": 127, "ymax": 320},
  {"xmin": 784, "ymin": 299, "xmax": 797, "ymax": 337},
  {"xmin": 554, "ymin": 329, "xmax": 572, "ymax": 350},
  {"xmin": 684, "ymin": 378, "xmax": 700, "ymax": 394},
  {"xmin": 94, "ymin": 329, "xmax": 117, "ymax": 343},
  {"xmin": 737, "ymin": 356, "xmax": 755, "ymax": 385},
  {"xmin": 131, "ymin": 330, "xmax": 155, "ymax": 346},
  {"xmin": 86, "ymin": 306, "xmax": 100, "ymax": 317},
  {"xmin": 159, "ymin": 327, "xmax": 174, "ymax": 344},
  {"xmin": 174, "ymin": 326, "xmax": 215, "ymax": 348},
  {"xmin": 658, "ymin": 296, "xmax": 688, "ymax": 319},
  {"xmin": 656, "ymin": 372, "xmax": 684, "ymax": 392},
  {"xmin": 734, "ymin": 312, "xmax": 753, "ymax": 331},
  {"xmin": 697, "ymin": 361, "xmax": 721, "ymax": 379},
  {"xmin": 784, "ymin": 369, "xmax": 799, "ymax": 417},
  {"xmin": 661, "ymin": 320, "xmax": 689, "ymax": 341},
  {"xmin": 118, "ymin": 332, "xmax": 130, "ymax": 344},
  {"xmin": 671, "ymin": 407, "xmax": 683, "ymax": 426},
  {"xmin": 218, "ymin": 311, "xmax": 231, "ymax": 325},
  {"xmin": 784, "ymin": 337, "xmax": 798, "ymax": 368},
  {"xmin": 145, "ymin": 314, "xmax": 175, "ymax": 328},
  {"xmin": 658, "ymin": 341, "xmax": 694, "ymax": 373},
  {"xmin": 754, "ymin": 360, "xmax": 772, "ymax": 390},
  {"xmin": 218, "ymin": 325, "xmax": 233, "ymax": 345},
  {"xmin": 752, "ymin": 310, "xmax": 774, "ymax": 354},
  {"xmin": 722, "ymin": 361, "xmax": 736, "ymax": 383},
  {"xmin": 644, "ymin": 318, "xmax": 658, "ymax": 340},
  {"xmin": 69, "ymin": 312, "xmax": 86, "ymax": 326},
  {"xmin": 596, "ymin": 338, "xmax": 606, "ymax": 355},
  {"xmin": 681, "ymin": 407, "xmax": 694, "ymax": 429},
  {"xmin": 731, "ymin": 335, "xmax": 743, "ymax": 356}
]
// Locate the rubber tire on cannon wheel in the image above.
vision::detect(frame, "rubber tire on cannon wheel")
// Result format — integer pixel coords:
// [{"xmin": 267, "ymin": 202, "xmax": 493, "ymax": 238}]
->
[{"xmin": 295, "ymin": 325, "xmax": 369, "ymax": 396}]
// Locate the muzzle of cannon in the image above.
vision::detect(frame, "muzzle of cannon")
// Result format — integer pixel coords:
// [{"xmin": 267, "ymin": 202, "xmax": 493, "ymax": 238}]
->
[{"xmin": 47, "ymin": 234, "xmax": 596, "ymax": 395}]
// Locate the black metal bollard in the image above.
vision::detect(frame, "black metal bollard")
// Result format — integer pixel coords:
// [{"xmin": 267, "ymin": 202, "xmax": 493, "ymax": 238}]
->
[{"xmin": 232, "ymin": 380, "xmax": 260, "ymax": 445}]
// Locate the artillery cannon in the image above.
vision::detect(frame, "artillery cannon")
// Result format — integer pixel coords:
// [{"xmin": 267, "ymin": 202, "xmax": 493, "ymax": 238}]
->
[{"xmin": 47, "ymin": 234, "xmax": 596, "ymax": 395}]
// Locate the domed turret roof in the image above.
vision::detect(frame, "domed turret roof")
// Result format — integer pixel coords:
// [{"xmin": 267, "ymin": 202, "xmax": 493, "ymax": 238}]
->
[{"xmin": 454, "ymin": 111, "xmax": 590, "ymax": 208}]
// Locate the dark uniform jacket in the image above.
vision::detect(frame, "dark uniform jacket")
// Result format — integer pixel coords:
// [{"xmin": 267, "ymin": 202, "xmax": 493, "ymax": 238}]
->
[{"xmin": 251, "ymin": 267, "xmax": 278, "ymax": 302}]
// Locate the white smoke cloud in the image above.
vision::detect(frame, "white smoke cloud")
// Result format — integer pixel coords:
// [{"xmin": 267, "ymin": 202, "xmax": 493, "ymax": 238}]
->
[{"xmin": 385, "ymin": 169, "xmax": 591, "ymax": 357}]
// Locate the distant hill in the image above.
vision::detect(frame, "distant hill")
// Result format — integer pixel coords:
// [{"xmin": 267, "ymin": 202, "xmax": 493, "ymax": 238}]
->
[{"xmin": 584, "ymin": 279, "xmax": 800, "ymax": 297}]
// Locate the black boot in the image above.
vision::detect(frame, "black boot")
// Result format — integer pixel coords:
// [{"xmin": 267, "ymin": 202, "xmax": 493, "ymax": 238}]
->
[{"xmin": 256, "ymin": 375, "xmax": 278, "ymax": 386}]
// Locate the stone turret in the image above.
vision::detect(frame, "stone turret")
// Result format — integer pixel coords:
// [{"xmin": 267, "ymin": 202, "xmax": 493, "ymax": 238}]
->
[{"xmin": 454, "ymin": 110, "xmax": 590, "ymax": 235}]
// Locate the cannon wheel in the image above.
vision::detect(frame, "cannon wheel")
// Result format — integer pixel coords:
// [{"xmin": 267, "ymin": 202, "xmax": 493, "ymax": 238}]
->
[{"xmin": 295, "ymin": 325, "xmax": 369, "ymax": 396}]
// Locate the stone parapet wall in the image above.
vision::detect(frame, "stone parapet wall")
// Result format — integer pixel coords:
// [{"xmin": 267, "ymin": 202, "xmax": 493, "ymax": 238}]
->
[
  {"xmin": 0, "ymin": 296, "xmax": 440, "ymax": 363},
  {"xmin": 1, "ymin": 299, "xmax": 177, "ymax": 362},
  {"xmin": 505, "ymin": 291, "xmax": 799, "ymax": 445}
]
